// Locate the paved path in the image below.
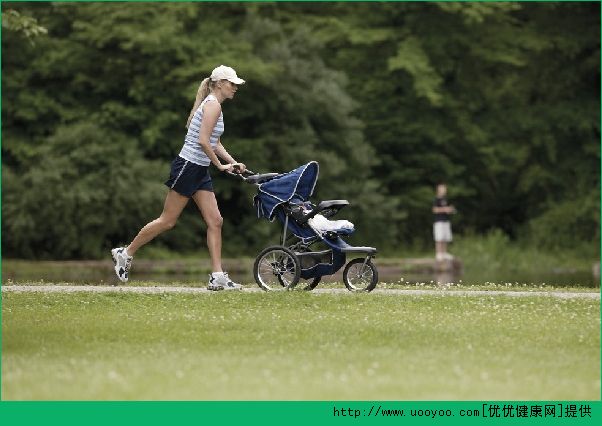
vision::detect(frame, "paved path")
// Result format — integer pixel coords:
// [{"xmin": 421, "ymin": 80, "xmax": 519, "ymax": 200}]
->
[{"xmin": 2, "ymin": 285, "xmax": 599, "ymax": 299}]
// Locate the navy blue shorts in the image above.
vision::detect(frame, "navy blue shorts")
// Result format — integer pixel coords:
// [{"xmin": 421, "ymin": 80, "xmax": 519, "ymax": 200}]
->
[{"xmin": 164, "ymin": 156, "xmax": 213, "ymax": 197}]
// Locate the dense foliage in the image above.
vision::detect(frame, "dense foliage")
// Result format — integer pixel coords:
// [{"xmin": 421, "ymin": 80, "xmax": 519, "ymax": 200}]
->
[{"xmin": 2, "ymin": 2, "xmax": 599, "ymax": 259}]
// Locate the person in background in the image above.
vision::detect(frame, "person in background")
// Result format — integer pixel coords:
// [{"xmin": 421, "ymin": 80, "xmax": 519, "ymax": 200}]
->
[
  {"xmin": 432, "ymin": 183, "xmax": 455, "ymax": 260},
  {"xmin": 111, "ymin": 65, "xmax": 246, "ymax": 290}
]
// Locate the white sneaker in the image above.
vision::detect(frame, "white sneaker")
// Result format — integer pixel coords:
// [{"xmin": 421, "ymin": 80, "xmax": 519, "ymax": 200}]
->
[
  {"xmin": 207, "ymin": 272, "xmax": 242, "ymax": 291},
  {"xmin": 111, "ymin": 247, "xmax": 133, "ymax": 283}
]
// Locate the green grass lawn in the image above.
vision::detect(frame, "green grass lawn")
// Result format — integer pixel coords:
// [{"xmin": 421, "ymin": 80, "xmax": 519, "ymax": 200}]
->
[{"xmin": 2, "ymin": 290, "xmax": 599, "ymax": 400}]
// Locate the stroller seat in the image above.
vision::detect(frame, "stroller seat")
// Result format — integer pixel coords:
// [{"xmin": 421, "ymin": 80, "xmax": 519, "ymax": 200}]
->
[
  {"xmin": 307, "ymin": 214, "xmax": 354, "ymax": 235},
  {"xmin": 285, "ymin": 198, "xmax": 354, "ymax": 237}
]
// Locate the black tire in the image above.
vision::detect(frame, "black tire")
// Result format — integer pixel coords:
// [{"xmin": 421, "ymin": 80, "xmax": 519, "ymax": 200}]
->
[
  {"xmin": 278, "ymin": 275, "xmax": 321, "ymax": 291},
  {"xmin": 286, "ymin": 245, "xmax": 322, "ymax": 291},
  {"xmin": 296, "ymin": 276, "xmax": 321, "ymax": 291},
  {"xmin": 342, "ymin": 258, "xmax": 378, "ymax": 292},
  {"xmin": 302, "ymin": 276, "xmax": 321, "ymax": 291},
  {"xmin": 254, "ymin": 246, "xmax": 301, "ymax": 291}
]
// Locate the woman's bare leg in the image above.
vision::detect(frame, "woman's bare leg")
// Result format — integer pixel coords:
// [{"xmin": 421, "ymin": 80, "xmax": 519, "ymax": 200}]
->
[
  {"xmin": 192, "ymin": 190, "xmax": 223, "ymax": 272},
  {"xmin": 127, "ymin": 190, "xmax": 190, "ymax": 256}
]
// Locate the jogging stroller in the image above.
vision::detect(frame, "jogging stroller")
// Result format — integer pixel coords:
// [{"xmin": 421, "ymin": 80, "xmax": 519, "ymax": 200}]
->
[{"xmin": 239, "ymin": 161, "xmax": 378, "ymax": 292}]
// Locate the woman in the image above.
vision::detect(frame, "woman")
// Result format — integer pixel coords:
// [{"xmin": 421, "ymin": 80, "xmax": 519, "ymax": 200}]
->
[{"xmin": 112, "ymin": 65, "xmax": 246, "ymax": 290}]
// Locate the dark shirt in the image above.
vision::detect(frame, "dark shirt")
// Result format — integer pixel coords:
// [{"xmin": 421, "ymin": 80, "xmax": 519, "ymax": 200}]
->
[{"xmin": 433, "ymin": 197, "xmax": 450, "ymax": 223}]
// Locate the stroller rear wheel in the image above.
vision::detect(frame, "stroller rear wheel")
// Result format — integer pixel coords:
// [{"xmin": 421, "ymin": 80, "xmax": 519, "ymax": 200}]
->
[
  {"xmin": 287, "ymin": 276, "xmax": 321, "ymax": 291},
  {"xmin": 343, "ymin": 258, "xmax": 378, "ymax": 292},
  {"xmin": 300, "ymin": 276, "xmax": 321, "ymax": 291},
  {"xmin": 253, "ymin": 246, "xmax": 301, "ymax": 291},
  {"xmin": 289, "ymin": 245, "xmax": 322, "ymax": 291}
]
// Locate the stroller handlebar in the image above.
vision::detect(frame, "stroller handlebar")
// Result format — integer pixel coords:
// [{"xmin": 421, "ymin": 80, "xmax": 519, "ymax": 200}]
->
[{"xmin": 226, "ymin": 168, "xmax": 280, "ymax": 185}]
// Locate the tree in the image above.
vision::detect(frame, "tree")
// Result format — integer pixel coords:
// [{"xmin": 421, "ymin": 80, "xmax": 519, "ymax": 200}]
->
[{"xmin": 2, "ymin": 2, "xmax": 599, "ymax": 259}]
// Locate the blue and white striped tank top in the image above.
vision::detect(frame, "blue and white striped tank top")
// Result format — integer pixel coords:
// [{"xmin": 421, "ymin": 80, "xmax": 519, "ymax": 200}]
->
[{"xmin": 179, "ymin": 94, "xmax": 224, "ymax": 166}]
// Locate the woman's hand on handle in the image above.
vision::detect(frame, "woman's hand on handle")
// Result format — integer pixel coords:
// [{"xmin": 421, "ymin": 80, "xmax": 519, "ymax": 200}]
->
[
  {"xmin": 232, "ymin": 162, "xmax": 246, "ymax": 174},
  {"xmin": 217, "ymin": 163, "xmax": 234, "ymax": 173}
]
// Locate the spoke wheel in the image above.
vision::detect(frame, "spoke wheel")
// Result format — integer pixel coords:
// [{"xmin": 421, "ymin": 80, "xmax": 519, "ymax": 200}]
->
[
  {"xmin": 282, "ymin": 275, "xmax": 321, "ymax": 291},
  {"xmin": 253, "ymin": 246, "xmax": 300, "ymax": 291},
  {"xmin": 299, "ymin": 276, "xmax": 321, "ymax": 291},
  {"xmin": 342, "ymin": 258, "xmax": 378, "ymax": 292},
  {"xmin": 287, "ymin": 245, "xmax": 322, "ymax": 291}
]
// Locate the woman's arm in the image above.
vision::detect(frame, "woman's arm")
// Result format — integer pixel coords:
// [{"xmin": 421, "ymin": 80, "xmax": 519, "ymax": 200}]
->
[
  {"xmin": 216, "ymin": 140, "xmax": 246, "ymax": 173},
  {"xmin": 215, "ymin": 140, "xmax": 236, "ymax": 163},
  {"xmin": 198, "ymin": 102, "xmax": 232, "ymax": 172}
]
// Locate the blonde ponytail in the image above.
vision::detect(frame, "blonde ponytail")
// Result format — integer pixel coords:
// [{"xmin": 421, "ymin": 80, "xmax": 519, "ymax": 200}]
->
[{"xmin": 186, "ymin": 77, "xmax": 213, "ymax": 128}]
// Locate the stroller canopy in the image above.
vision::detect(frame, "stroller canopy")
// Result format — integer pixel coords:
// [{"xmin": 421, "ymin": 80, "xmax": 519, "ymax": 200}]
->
[{"xmin": 254, "ymin": 161, "xmax": 319, "ymax": 220}]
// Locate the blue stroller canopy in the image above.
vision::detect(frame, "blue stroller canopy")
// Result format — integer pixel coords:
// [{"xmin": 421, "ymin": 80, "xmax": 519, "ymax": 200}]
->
[{"xmin": 254, "ymin": 161, "xmax": 319, "ymax": 220}]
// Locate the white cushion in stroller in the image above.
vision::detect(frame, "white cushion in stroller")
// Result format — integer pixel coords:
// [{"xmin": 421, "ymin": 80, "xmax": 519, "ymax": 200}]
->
[{"xmin": 308, "ymin": 214, "xmax": 354, "ymax": 234}]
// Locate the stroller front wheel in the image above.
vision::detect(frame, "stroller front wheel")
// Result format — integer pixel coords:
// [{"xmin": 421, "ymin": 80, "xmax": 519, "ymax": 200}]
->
[
  {"xmin": 253, "ymin": 246, "xmax": 301, "ymax": 291},
  {"xmin": 343, "ymin": 258, "xmax": 378, "ymax": 292}
]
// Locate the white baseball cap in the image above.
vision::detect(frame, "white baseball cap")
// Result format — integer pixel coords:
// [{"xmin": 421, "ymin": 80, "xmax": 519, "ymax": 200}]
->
[{"xmin": 210, "ymin": 65, "xmax": 245, "ymax": 85}]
